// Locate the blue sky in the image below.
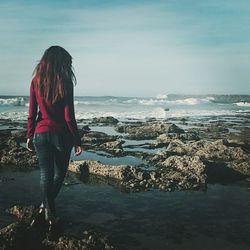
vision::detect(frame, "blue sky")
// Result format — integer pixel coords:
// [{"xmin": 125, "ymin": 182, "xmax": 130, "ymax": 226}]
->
[{"xmin": 0, "ymin": 0, "xmax": 249, "ymax": 96}]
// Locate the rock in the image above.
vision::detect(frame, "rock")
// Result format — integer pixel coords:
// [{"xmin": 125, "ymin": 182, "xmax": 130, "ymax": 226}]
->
[
  {"xmin": 149, "ymin": 171, "xmax": 161, "ymax": 180},
  {"xmin": 194, "ymin": 139, "xmax": 247, "ymax": 162},
  {"xmin": 82, "ymin": 131, "xmax": 118, "ymax": 145},
  {"xmin": 157, "ymin": 138, "xmax": 250, "ymax": 180},
  {"xmin": 166, "ymin": 139, "xmax": 189, "ymax": 155},
  {"xmin": 157, "ymin": 132, "xmax": 200, "ymax": 145},
  {"xmin": 0, "ymin": 221, "xmax": 42, "ymax": 250},
  {"xmin": 81, "ymin": 125, "xmax": 91, "ymax": 131},
  {"xmin": 69, "ymin": 160, "xmax": 153, "ymax": 192},
  {"xmin": 0, "ymin": 205, "xmax": 115, "ymax": 250},
  {"xmin": 80, "ymin": 131, "xmax": 126, "ymax": 156},
  {"xmin": 115, "ymin": 122, "xmax": 184, "ymax": 140},
  {"xmin": 161, "ymin": 155, "xmax": 207, "ymax": 188},
  {"xmin": 5, "ymin": 205, "xmax": 35, "ymax": 221},
  {"xmin": 68, "ymin": 160, "xmax": 131, "ymax": 180},
  {"xmin": 226, "ymin": 160, "xmax": 250, "ymax": 176},
  {"xmin": 92, "ymin": 116, "xmax": 119, "ymax": 125},
  {"xmin": 167, "ymin": 124, "xmax": 185, "ymax": 133},
  {"xmin": 0, "ymin": 131, "xmax": 38, "ymax": 168},
  {"xmin": 68, "ymin": 159, "xmax": 207, "ymax": 192},
  {"xmin": 44, "ymin": 230, "xmax": 114, "ymax": 249},
  {"xmin": 99, "ymin": 140, "xmax": 125, "ymax": 156}
]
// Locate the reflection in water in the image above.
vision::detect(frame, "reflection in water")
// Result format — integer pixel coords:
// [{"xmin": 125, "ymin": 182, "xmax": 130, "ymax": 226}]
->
[{"xmin": 1, "ymin": 167, "xmax": 250, "ymax": 250}]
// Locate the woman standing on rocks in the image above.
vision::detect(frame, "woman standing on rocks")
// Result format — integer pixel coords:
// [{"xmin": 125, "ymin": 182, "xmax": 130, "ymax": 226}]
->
[{"xmin": 26, "ymin": 46, "xmax": 82, "ymax": 231}]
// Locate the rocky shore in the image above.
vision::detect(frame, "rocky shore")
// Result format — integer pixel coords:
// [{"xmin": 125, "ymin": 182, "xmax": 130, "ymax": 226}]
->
[
  {"xmin": 0, "ymin": 115, "xmax": 250, "ymax": 248},
  {"xmin": 1, "ymin": 115, "xmax": 249, "ymax": 190},
  {"xmin": 0, "ymin": 205, "xmax": 114, "ymax": 250}
]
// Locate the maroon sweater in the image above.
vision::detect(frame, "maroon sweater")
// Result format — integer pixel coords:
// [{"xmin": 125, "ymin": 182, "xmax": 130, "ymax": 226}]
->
[{"xmin": 26, "ymin": 79, "xmax": 81, "ymax": 146}]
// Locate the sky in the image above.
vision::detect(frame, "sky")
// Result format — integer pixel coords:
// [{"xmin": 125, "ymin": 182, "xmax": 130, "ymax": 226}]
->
[{"xmin": 0, "ymin": 0, "xmax": 249, "ymax": 97}]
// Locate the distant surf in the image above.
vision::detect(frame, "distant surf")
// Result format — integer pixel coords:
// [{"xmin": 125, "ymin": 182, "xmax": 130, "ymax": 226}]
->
[{"xmin": 0, "ymin": 94, "xmax": 249, "ymax": 121}]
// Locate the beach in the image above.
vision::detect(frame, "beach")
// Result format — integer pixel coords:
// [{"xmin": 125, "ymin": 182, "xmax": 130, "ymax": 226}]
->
[{"xmin": 0, "ymin": 94, "xmax": 250, "ymax": 249}]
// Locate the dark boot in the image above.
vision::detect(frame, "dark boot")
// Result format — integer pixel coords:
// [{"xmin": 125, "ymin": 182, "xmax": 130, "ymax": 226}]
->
[{"xmin": 30, "ymin": 202, "xmax": 46, "ymax": 228}]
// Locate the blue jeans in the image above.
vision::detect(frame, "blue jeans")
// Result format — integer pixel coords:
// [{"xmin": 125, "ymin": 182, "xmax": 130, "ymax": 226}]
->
[{"xmin": 33, "ymin": 131, "xmax": 73, "ymax": 214}]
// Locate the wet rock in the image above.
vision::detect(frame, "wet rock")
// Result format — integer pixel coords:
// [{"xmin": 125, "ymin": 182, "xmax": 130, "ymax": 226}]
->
[
  {"xmin": 81, "ymin": 131, "xmax": 118, "ymax": 145},
  {"xmin": 166, "ymin": 139, "xmax": 189, "ymax": 155},
  {"xmin": 0, "ymin": 205, "xmax": 115, "ymax": 250},
  {"xmin": 69, "ymin": 160, "xmax": 130, "ymax": 180},
  {"xmin": 81, "ymin": 125, "xmax": 91, "ymax": 131},
  {"xmin": 146, "ymin": 151, "xmax": 172, "ymax": 165},
  {"xmin": 92, "ymin": 116, "xmax": 119, "ymax": 125},
  {"xmin": 157, "ymin": 132, "xmax": 200, "ymax": 143},
  {"xmin": 226, "ymin": 161, "xmax": 250, "ymax": 177},
  {"xmin": 69, "ymin": 160, "xmax": 151, "ymax": 192},
  {"xmin": 99, "ymin": 140, "xmax": 125, "ymax": 156},
  {"xmin": 5, "ymin": 205, "xmax": 35, "ymax": 222},
  {"xmin": 78, "ymin": 125, "xmax": 91, "ymax": 138},
  {"xmin": 115, "ymin": 122, "xmax": 185, "ymax": 140},
  {"xmin": 226, "ymin": 128, "xmax": 250, "ymax": 146},
  {"xmin": 149, "ymin": 171, "xmax": 161, "ymax": 180},
  {"xmin": 195, "ymin": 139, "xmax": 249, "ymax": 163},
  {"xmin": 0, "ymin": 131, "xmax": 38, "ymax": 168},
  {"xmin": 81, "ymin": 131, "xmax": 125, "ymax": 156},
  {"xmin": 161, "ymin": 155, "xmax": 207, "ymax": 186},
  {"xmin": 0, "ymin": 221, "xmax": 42, "ymax": 250},
  {"xmin": 68, "ymin": 159, "xmax": 205, "ymax": 192},
  {"xmin": 158, "ymin": 139, "xmax": 250, "ymax": 179},
  {"xmin": 43, "ymin": 230, "xmax": 114, "ymax": 250}
]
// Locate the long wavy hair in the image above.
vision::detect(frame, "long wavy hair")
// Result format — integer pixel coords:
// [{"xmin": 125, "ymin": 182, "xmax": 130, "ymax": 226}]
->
[{"xmin": 32, "ymin": 46, "xmax": 77, "ymax": 104}]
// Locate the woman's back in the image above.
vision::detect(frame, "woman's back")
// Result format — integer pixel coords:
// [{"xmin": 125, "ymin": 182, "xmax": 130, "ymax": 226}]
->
[{"xmin": 26, "ymin": 46, "xmax": 81, "ymax": 147}]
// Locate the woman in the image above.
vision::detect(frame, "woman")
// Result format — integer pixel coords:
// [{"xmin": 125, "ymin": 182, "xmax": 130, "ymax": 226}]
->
[{"xmin": 26, "ymin": 46, "xmax": 82, "ymax": 229}]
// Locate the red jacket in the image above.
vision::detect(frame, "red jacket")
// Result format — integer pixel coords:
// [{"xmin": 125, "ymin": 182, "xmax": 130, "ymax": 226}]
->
[{"xmin": 26, "ymin": 79, "xmax": 81, "ymax": 146}]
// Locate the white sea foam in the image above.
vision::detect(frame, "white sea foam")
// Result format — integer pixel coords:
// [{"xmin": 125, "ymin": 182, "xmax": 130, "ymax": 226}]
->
[
  {"xmin": 0, "ymin": 111, "xmax": 28, "ymax": 121},
  {"xmin": 236, "ymin": 110, "xmax": 250, "ymax": 113},
  {"xmin": 123, "ymin": 96, "xmax": 215, "ymax": 106},
  {"xmin": 166, "ymin": 109, "xmax": 236, "ymax": 118},
  {"xmin": 156, "ymin": 94, "xmax": 168, "ymax": 99},
  {"xmin": 172, "ymin": 97, "xmax": 215, "ymax": 105},
  {"xmin": 74, "ymin": 99, "xmax": 119, "ymax": 106},
  {"xmin": 75, "ymin": 107, "xmax": 167, "ymax": 121},
  {"xmin": 235, "ymin": 102, "xmax": 250, "ymax": 107},
  {"xmin": 0, "ymin": 97, "xmax": 27, "ymax": 106}
]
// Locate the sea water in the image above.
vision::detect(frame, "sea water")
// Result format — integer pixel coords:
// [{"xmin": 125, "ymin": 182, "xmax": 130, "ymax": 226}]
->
[{"xmin": 0, "ymin": 94, "xmax": 249, "ymax": 122}]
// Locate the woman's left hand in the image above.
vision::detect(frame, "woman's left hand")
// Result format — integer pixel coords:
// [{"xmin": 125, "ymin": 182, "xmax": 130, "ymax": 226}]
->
[{"xmin": 26, "ymin": 138, "xmax": 33, "ymax": 152}]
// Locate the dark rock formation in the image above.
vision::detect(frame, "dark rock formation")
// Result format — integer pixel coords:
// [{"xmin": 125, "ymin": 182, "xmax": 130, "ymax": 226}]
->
[
  {"xmin": 115, "ymin": 122, "xmax": 185, "ymax": 140},
  {"xmin": 0, "ymin": 205, "xmax": 115, "ymax": 250},
  {"xmin": 68, "ymin": 159, "xmax": 206, "ymax": 192},
  {"xmin": 80, "ymin": 131, "xmax": 124, "ymax": 156},
  {"xmin": 153, "ymin": 139, "xmax": 250, "ymax": 181},
  {"xmin": 0, "ymin": 130, "xmax": 37, "ymax": 168},
  {"xmin": 92, "ymin": 116, "xmax": 119, "ymax": 125}
]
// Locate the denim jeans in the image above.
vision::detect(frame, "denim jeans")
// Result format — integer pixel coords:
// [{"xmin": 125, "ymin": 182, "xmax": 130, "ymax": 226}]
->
[{"xmin": 33, "ymin": 131, "xmax": 73, "ymax": 214}]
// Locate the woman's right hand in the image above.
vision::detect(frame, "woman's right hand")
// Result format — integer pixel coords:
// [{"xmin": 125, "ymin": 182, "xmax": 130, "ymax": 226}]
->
[
  {"xmin": 74, "ymin": 145, "xmax": 82, "ymax": 156},
  {"xmin": 26, "ymin": 138, "xmax": 33, "ymax": 152}
]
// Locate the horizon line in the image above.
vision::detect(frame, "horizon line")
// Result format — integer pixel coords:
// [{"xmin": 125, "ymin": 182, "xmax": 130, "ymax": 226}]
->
[{"xmin": 0, "ymin": 93, "xmax": 250, "ymax": 99}]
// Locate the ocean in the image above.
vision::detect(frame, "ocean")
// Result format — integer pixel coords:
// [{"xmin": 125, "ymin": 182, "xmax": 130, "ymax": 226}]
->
[{"xmin": 0, "ymin": 94, "xmax": 250, "ymax": 122}]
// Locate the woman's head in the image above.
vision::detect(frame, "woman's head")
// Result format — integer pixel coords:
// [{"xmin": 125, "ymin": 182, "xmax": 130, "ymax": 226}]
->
[{"xmin": 33, "ymin": 45, "xmax": 76, "ymax": 104}]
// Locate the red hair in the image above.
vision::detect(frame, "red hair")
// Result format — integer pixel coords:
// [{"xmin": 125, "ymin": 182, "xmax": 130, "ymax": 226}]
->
[{"xmin": 32, "ymin": 45, "xmax": 76, "ymax": 104}]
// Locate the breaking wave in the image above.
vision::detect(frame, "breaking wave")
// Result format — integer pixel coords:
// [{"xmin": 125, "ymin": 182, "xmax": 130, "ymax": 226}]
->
[
  {"xmin": 0, "ymin": 97, "xmax": 28, "ymax": 106},
  {"xmin": 235, "ymin": 102, "xmax": 250, "ymax": 107},
  {"xmin": 123, "ymin": 96, "xmax": 215, "ymax": 106}
]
